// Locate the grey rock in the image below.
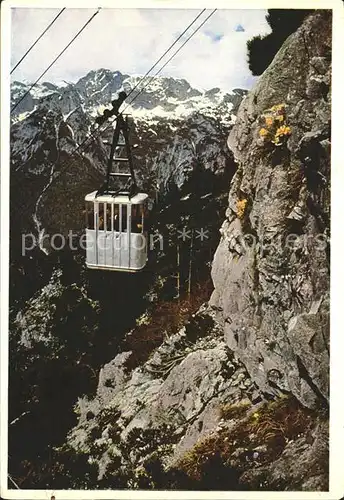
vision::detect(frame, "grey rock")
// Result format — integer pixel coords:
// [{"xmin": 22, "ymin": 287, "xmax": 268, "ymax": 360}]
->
[
  {"xmin": 287, "ymin": 304, "xmax": 329, "ymax": 402},
  {"xmin": 68, "ymin": 309, "xmax": 253, "ymax": 479},
  {"xmin": 64, "ymin": 12, "xmax": 330, "ymax": 491},
  {"xmin": 238, "ymin": 420, "xmax": 328, "ymax": 491},
  {"xmin": 97, "ymin": 351, "xmax": 133, "ymax": 404},
  {"xmin": 211, "ymin": 11, "xmax": 330, "ymax": 409},
  {"xmin": 267, "ymin": 420, "xmax": 328, "ymax": 490}
]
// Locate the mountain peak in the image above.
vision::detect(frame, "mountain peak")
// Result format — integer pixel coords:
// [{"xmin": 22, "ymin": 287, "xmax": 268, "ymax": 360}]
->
[{"xmin": 11, "ymin": 69, "xmax": 247, "ymax": 123}]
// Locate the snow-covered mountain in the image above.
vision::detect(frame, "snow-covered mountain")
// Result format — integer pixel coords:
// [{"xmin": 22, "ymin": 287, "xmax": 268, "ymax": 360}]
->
[
  {"xmin": 10, "ymin": 69, "xmax": 246, "ymax": 254},
  {"xmin": 11, "ymin": 68, "xmax": 245, "ymax": 123}
]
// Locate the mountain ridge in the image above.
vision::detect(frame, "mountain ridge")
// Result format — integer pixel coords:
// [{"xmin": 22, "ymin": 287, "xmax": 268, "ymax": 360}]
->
[{"xmin": 11, "ymin": 68, "xmax": 247, "ymax": 123}]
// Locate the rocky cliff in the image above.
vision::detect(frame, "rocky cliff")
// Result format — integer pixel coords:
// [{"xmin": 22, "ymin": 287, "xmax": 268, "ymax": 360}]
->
[
  {"xmin": 63, "ymin": 10, "xmax": 330, "ymax": 492},
  {"xmin": 211, "ymin": 9, "xmax": 330, "ymax": 410}
]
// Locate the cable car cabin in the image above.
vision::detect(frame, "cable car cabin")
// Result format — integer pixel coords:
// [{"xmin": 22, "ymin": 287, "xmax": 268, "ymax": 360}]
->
[
  {"xmin": 85, "ymin": 191, "xmax": 148, "ymax": 272},
  {"xmin": 85, "ymin": 110, "xmax": 148, "ymax": 272}
]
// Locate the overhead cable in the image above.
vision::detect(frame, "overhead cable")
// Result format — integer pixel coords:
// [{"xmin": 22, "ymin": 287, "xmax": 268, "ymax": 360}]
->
[
  {"xmin": 11, "ymin": 8, "xmax": 101, "ymax": 113},
  {"xmin": 11, "ymin": 8, "xmax": 66, "ymax": 74}
]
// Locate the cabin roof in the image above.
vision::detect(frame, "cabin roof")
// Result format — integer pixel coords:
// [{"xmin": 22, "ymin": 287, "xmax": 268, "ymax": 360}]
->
[{"xmin": 85, "ymin": 191, "xmax": 148, "ymax": 204}]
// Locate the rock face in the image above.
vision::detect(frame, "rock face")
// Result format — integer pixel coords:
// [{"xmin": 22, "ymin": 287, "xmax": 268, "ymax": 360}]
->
[
  {"xmin": 67, "ymin": 307, "xmax": 258, "ymax": 486},
  {"xmin": 210, "ymin": 10, "xmax": 331, "ymax": 409},
  {"xmin": 65, "ymin": 11, "xmax": 330, "ymax": 491}
]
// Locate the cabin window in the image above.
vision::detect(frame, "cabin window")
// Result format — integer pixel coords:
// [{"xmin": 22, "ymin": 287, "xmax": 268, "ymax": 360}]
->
[
  {"xmin": 99, "ymin": 204, "xmax": 127, "ymax": 232},
  {"xmin": 86, "ymin": 202, "xmax": 95, "ymax": 229},
  {"xmin": 141, "ymin": 204, "xmax": 148, "ymax": 230},
  {"xmin": 131, "ymin": 204, "xmax": 146, "ymax": 233},
  {"xmin": 131, "ymin": 205, "xmax": 140, "ymax": 233},
  {"xmin": 97, "ymin": 202, "xmax": 105, "ymax": 230},
  {"xmin": 120, "ymin": 204, "xmax": 128, "ymax": 232},
  {"xmin": 107, "ymin": 204, "xmax": 117, "ymax": 231},
  {"xmin": 104, "ymin": 204, "xmax": 111, "ymax": 231}
]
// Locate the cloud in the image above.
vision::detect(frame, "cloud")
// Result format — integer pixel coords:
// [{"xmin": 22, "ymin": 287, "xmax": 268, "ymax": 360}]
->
[
  {"xmin": 204, "ymin": 30, "xmax": 224, "ymax": 42},
  {"xmin": 10, "ymin": 8, "xmax": 271, "ymax": 92}
]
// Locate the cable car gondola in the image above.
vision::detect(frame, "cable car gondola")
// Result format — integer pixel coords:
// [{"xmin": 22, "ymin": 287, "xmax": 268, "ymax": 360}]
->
[{"xmin": 85, "ymin": 102, "xmax": 149, "ymax": 272}]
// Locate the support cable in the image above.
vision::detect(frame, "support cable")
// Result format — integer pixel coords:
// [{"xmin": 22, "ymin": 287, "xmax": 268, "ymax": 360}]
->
[
  {"xmin": 11, "ymin": 8, "xmax": 101, "ymax": 113},
  {"xmin": 11, "ymin": 8, "xmax": 66, "ymax": 74}
]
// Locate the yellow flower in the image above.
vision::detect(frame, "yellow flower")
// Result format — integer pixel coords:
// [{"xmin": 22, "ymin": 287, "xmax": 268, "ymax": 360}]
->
[
  {"xmin": 276, "ymin": 114, "xmax": 284, "ymax": 122},
  {"xmin": 275, "ymin": 125, "xmax": 291, "ymax": 137},
  {"xmin": 237, "ymin": 199, "xmax": 248, "ymax": 219},
  {"xmin": 265, "ymin": 116, "xmax": 274, "ymax": 127},
  {"xmin": 259, "ymin": 128, "xmax": 269, "ymax": 137}
]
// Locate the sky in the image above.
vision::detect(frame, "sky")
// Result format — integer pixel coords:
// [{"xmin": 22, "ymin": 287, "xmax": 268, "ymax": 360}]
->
[{"xmin": 10, "ymin": 8, "xmax": 271, "ymax": 92}]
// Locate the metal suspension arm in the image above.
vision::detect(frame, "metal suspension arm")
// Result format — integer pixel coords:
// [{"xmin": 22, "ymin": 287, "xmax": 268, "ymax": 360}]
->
[{"xmin": 121, "ymin": 116, "xmax": 137, "ymax": 190}]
